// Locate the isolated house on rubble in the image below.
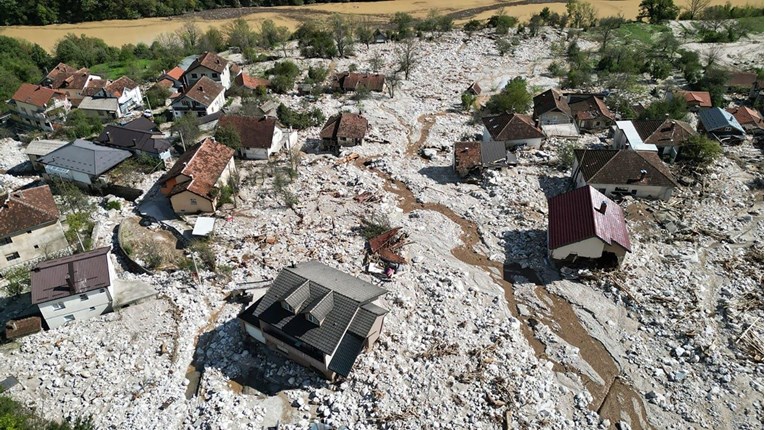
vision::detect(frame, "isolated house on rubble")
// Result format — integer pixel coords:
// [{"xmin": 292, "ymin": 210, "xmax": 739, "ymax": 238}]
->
[
  {"xmin": 547, "ymin": 186, "xmax": 631, "ymax": 266},
  {"xmin": 239, "ymin": 261, "xmax": 388, "ymax": 380},
  {"xmin": 320, "ymin": 112, "xmax": 368, "ymax": 152}
]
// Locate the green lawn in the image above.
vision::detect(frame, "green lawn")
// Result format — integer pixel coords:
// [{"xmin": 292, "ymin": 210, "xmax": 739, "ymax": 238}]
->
[
  {"xmin": 613, "ymin": 22, "xmax": 671, "ymax": 45},
  {"xmin": 738, "ymin": 16, "xmax": 764, "ymax": 34},
  {"xmin": 90, "ymin": 58, "xmax": 158, "ymax": 81}
]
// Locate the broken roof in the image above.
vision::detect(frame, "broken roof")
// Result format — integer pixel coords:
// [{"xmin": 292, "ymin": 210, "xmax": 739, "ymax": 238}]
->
[
  {"xmin": 40, "ymin": 139, "xmax": 132, "ymax": 176},
  {"xmin": 637, "ymin": 118, "xmax": 697, "ymax": 146},
  {"xmin": 454, "ymin": 141, "xmax": 481, "ymax": 177},
  {"xmin": 333, "ymin": 72, "xmax": 386, "ymax": 92},
  {"xmin": 533, "ymin": 88, "xmax": 571, "ymax": 118},
  {"xmin": 547, "ymin": 186, "xmax": 631, "ymax": 252},
  {"xmin": 574, "ymin": 149, "xmax": 678, "ymax": 188},
  {"xmin": 163, "ymin": 138, "xmax": 234, "ymax": 199},
  {"xmin": 482, "ymin": 112, "xmax": 544, "ymax": 141},
  {"xmin": 727, "ymin": 71, "xmax": 758, "ymax": 88},
  {"xmin": 320, "ymin": 112, "xmax": 368, "ymax": 140},
  {"xmin": 218, "ymin": 115, "xmax": 276, "ymax": 149},
  {"xmin": 568, "ymin": 95, "xmax": 614, "ymax": 121},
  {"xmin": 11, "ymin": 84, "xmax": 65, "ymax": 108},
  {"xmin": 177, "ymin": 76, "xmax": 224, "ymax": 106},
  {"xmin": 727, "ymin": 106, "xmax": 764, "ymax": 130},
  {"xmin": 30, "ymin": 247, "xmax": 112, "ymax": 305},
  {"xmin": 186, "ymin": 51, "xmax": 229, "ymax": 74},
  {"xmin": 80, "ymin": 78, "xmax": 109, "ymax": 97},
  {"xmin": 46, "ymin": 63, "xmax": 77, "ymax": 81},
  {"xmin": 51, "ymin": 67, "xmax": 92, "ymax": 90},
  {"xmin": 0, "ymin": 185, "xmax": 60, "ymax": 238}
]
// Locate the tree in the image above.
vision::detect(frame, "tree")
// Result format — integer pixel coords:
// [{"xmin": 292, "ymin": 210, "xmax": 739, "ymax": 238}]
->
[
  {"xmin": 54, "ymin": 33, "xmax": 117, "ymax": 67},
  {"xmin": 391, "ymin": 12, "xmax": 416, "ymax": 39},
  {"xmin": 495, "ymin": 38, "xmax": 513, "ymax": 56},
  {"xmin": 396, "ymin": 38, "xmax": 421, "ymax": 80},
  {"xmin": 175, "ymin": 21, "xmax": 201, "ymax": 53},
  {"xmin": 463, "ymin": 19, "xmax": 483, "ymax": 33},
  {"xmin": 461, "ymin": 92, "xmax": 476, "ymax": 111},
  {"xmin": 528, "ymin": 15, "xmax": 544, "ymax": 36},
  {"xmin": 488, "ymin": 11, "xmax": 518, "ymax": 34},
  {"xmin": 145, "ymin": 85, "xmax": 170, "ymax": 109},
  {"xmin": 684, "ymin": 0, "xmax": 711, "ymax": 19},
  {"xmin": 329, "ymin": 13, "xmax": 354, "ymax": 57},
  {"xmin": 695, "ymin": 66, "xmax": 729, "ymax": 106},
  {"xmin": 566, "ymin": 0, "xmax": 597, "ymax": 29},
  {"xmin": 356, "ymin": 17, "xmax": 375, "ymax": 47},
  {"xmin": 295, "ymin": 22, "xmax": 337, "ymax": 58},
  {"xmin": 386, "ymin": 73, "xmax": 401, "ymax": 98},
  {"xmin": 214, "ymin": 123, "xmax": 241, "ymax": 151},
  {"xmin": 486, "ymin": 77, "xmax": 531, "ymax": 114},
  {"xmin": 268, "ymin": 61, "xmax": 300, "ymax": 93},
  {"xmin": 198, "ymin": 28, "xmax": 226, "ymax": 53},
  {"xmin": 596, "ymin": 16, "xmax": 626, "ymax": 51},
  {"xmin": 65, "ymin": 110, "xmax": 102, "ymax": 139},
  {"xmin": 638, "ymin": 0, "xmax": 680, "ymax": 23},
  {"xmin": 676, "ymin": 49, "xmax": 703, "ymax": 84},
  {"xmin": 638, "ymin": 96, "xmax": 688, "ymax": 120},
  {"xmin": 307, "ymin": 65, "xmax": 329, "ymax": 83},
  {"xmin": 369, "ymin": 51, "xmax": 384, "ymax": 72},
  {"xmin": 171, "ymin": 115, "xmax": 200, "ymax": 147},
  {"xmin": 679, "ymin": 135, "xmax": 722, "ymax": 166},
  {"xmin": 225, "ymin": 18, "xmax": 257, "ymax": 52}
]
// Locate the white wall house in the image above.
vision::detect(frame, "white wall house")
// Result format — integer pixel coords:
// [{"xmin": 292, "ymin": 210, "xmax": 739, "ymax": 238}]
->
[
  {"xmin": 183, "ymin": 52, "xmax": 235, "ymax": 90},
  {"xmin": 481, "ymin": 113, "xmax": 545, "ymax": 150},
  {"xmin": 9, "ymin": 84, "xmax": 71, "ymax": 131},
  {"xmin": 171, "ymin": 77, "xmax": 226, "ymax": 119}
]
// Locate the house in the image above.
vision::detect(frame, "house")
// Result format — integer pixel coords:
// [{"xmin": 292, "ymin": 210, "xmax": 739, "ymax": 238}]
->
[
  {"xmin": 453, "ymin": 140, "xmax": 513, "ymax": 179},
  {"xmin": 698, "ymin": 107, "xmax": 746, "ymax": 143},
  {"xmin": 567, "ymin": 94, "xmax": 615, "ymax": 131},
  {"xmin": 0, "ymin": 185, "xmax": 69, "ymax": 270},
  {"xmin": 238, "ymin": 261, "xmax": 388, "ymax": 379},
  {"xmin": 41, "ymin": 64, "xmax": 101, "ymax": 107},
  {"xmin": 726, "ymin": 106, "xmax": 763, "ymax": 136},
  {"xmin": 79, "ymin": 76, "xmax": 143, "ymax": 120},
  {"xmin": 482, "ymin": 112, "xmax": 545, "ymax": 150},
  {"xmin": 572, "ymin": 149, "xmax": 678, "ymax": 201},
  {"xmin": 726, "ymin": 71, "xmax": 759, "ymax": 94},
  {"xmin": 157, "ymin": 66, "xmax": 185, "ymax": 92},
  {"xmin": 547, "ymin": 186, "xmax": 631, "ymax": 265},
  {"xmin": 171, "ymin": 76, "xmax": 226, "ymax": 118},
  {"xmin": 373, "ymin": 29, "xmax": 388, "ymax": 43},
  {"xmin": 25, "ymin": 139, "xmax": 68, "ymax": 171},
  {"xmin": 8, "ymin": 84, "xmax": 71, "ymax": 131},
  {"xmin": 182, "ymin": 51, "xmax": 238, "ymax": 90},
  {"xmin": 675, "ymin": 91, "xmax": 712, "ymax": 111},
  {"xmin": 234, "ymin": 73, "xmax": 270, "ymax": 92},
  {"xmin": 533, "ymin": 89, "xmax": 579, "ymax": 137},
  {"xmin": 40, "ymin": 139, "xmax": 132, "ymax": 186},
  {"xmin": 331, "ymin": 72, "xmax": 386, "ymax": 93},
  {"xmin": 94, "ymin": 119, "xmax": 172, "ymax": 159},
  {"xmin": 159, "ymin": 138, "xmax": 236, "ymax": 214},
  {"xmin": 217, "ymin": 115, "xmax": 297, "ymax": 160},
  {"xmin": 612, "ymin": 120, "xmax": 659, "ymax": 152},
  {"xmin": 30, "ymin": 247, "xmax": 116, "ymax": 329},
  {"xmin": 320, "ymin": 112, "xmax": 368, "ymax": 152},
  {"xmin": 466, "ymin": 82, "xmax": 482, "ymax": 96},
  {"xmin": 628, "ymin": 118, "xmax": 697, "ymax": 162}
]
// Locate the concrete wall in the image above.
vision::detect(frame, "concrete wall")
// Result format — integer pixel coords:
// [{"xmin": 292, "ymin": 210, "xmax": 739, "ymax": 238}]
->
[
  {"xmin": 572, "ymin": 160, "xmax": 674, "ymax": 201},
  {"xmin": 44, "ymin": 165, "xmax": 93, "ymax": 186},
  {"xmin": 170, "ymin": 191, "xmax": 215, "ymax": 214},
  {"xmin": 0, "ymin": 221, "xmax": 69, "ymax": 270},
  {"xmin": 363, "ymin": 314, "xmax": 386, "ymax": 351},
  {"xmin": 39, "ymin": 285, "xmax": 114, "ymax": 329},
  {"xmin": 243, "ymin": 321, "xmax": 266, "ymax": 343}
]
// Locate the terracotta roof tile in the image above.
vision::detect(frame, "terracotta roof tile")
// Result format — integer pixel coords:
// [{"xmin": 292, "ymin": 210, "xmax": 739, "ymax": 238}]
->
[
  {"xmin": 235, "ymin": 73, "xmax": 270, "ymax": 90},
  {"xmin": 50, "ymin": 67, "xmax": 91, "ymax": 90},
  {"xmin": 11, "ymin": 84, "xmax": 66, "ymax": 108},
  {"xmin": 727, "ymin": 71, "xmax": 758, "ymax": 88},
  {"xmin": 218, "ymin": 115, "xmax": 276, "ymax": 149},
  {"xmin": 163, "ymin": 138, "xmax": 234, "ymax": 199},
  {"xmin": 46, "ymin": 63, "xmax": 77, "ymax": 80},
  {"xmin": 482, "ymin": 112, "xmax": 544, "ymax": 141},
  {"xmin": 569, "ymin": 95, "xmax": 614, "ymax": 121},
  {"xmin": 179, "ymin": 76, "xmax": 224, "ymax": 106},
  {"xmin": 106, "ymin": 76, "xmax": 138, "ymax": 97},
  {"xmin": 641, "ymin": 119, "xmax": 697, "ymax": 146},
  {"xmin": 0, "ymin": 185, "xmax": 60, "ymax": 238},
  {"xmin": 727, "ymin": 106, "xmax": 764, "ymax": 130},
  {"xmin": 679, "ymin": 91, "xmax": 712, "ymax": 108},
  {"xmin": 80, "ymin": 78, "xmax": 110, "ymax": 97},
  {"xmin": 186, "ymin": 51, "xmax": 229, "ymax": 74},
  {"xmin": 165, "ymin": 66, "xmax": 185, "ymax": 80},
  {"xmin": 320, "ymin": 113, "xmax": 368, "ymax": 140},
  {"xmin": 453, "ymin": 141, "xmax": 481, "ymax": 177},
  {"xmin": 332, "ymin": 72, "xmax": 386, "ymax": 92}
]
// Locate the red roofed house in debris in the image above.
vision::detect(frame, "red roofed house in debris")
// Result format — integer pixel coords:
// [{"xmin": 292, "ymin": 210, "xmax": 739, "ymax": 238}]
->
[
  {"xmin": 160, "ymin": 138, "xmax": 237, "ymax": 214},
  {"xmin": 320, "ymin": 112, "xmax": 369, "ymax": 152},
  {"xmin": 567, "ymin": 94, "xmax": 615, "ymax": 131},
  {"xmin": 548, "ymin": 186, "xmax": 631, "ymax": 265},
  {"xmin": 171, "ymin": 76, "xmax": 226, "ymax": 119},
  {"xmin": 673, "ymin": 90, "xmax": 712, "ymax": 111},
  {"xmin": 182, "ymin": 51, "xmax": 240, "ymax": 90},
  {"xmin": 331, "ymin": 72, "xmax": 386, "ymax": 93},
  {"xmin": 0, "ymin": 185, "xmax": 69, "ymax": 270},
  {"xmin": 727, "ymin": 106, "xmax": 764, "ymax": 136},
  {"xmin": 41, "ymin": 62, "xmax": 102, "ymax": 107},
  {"xmin": 8, "ymin": 84, "xmax": 71, "ymax": 131},
  {"xmin": 482, "ymin": 112, "xmax": 545, "ymax": 150}
]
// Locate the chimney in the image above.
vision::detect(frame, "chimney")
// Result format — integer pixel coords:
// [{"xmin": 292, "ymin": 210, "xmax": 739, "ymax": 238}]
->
[
  {"xmin": 131, "ymin": 138, "xmax": 137, "ymax": 147},
  {"xmin": 640, "ymin": 169, "xmax": 647, "ymax": 180},
  {"xmin": 597, "ymin": 201, "xmax": 607, "ymax": 214},
  {"xmin": 106, "ymin": 131, "xmax": 111, "ymax": 142}
]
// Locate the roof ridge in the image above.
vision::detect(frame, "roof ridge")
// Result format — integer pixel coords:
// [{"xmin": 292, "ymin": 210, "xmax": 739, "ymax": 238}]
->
[
  {"xmin": 635, "ymin": 151, "xmax": 677, "ymax": 185},
  {"xmin": 585, "ymin": 148, "xmax": 619, "ymax": 180}
]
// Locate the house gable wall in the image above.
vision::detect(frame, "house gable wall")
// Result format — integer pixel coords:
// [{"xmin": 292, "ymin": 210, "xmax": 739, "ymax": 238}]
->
[
  {"xmin": 38, "ymin": 286, "xmax": 113, "ymax": 329},
  {"xmin": 0, "ymin": 221, "xmax": 69, "ymax": 270},
  {"xmin": 170, "ymin": 190, "xmax": 215, "ymax": 214}
]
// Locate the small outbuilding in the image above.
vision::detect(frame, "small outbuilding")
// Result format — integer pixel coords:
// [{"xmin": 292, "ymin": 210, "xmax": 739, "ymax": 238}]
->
[{"xmin": 320, "ymin": 112, "xmax": 368, "ymax": 152}]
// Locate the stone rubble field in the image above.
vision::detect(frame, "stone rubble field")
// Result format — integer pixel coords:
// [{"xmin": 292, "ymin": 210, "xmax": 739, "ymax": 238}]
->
[{"xmin": 0, "ymin": 28, "xmax": 763, "ymax": 430}]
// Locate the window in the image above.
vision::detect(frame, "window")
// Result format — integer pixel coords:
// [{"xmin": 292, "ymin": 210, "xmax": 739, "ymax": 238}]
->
[
  {"xmin": 0, "ymin": 237, "xmax": 11, "ymax": 245},
  {"xmin": 190, "ymin": 198, "xmax": 198, "ymax": 205},
  {"xmin": 724, "ymin": 127, "xmax": 731, "ymax": 131},
  {"xmin": 5, "ymin": 252, "xmax": 20, "ymax": 261},
  {"xmin": 212, "ymin": 73, "xmax": 218, "ymax": 78},
  {"xmin": 281, "ymin": 301, "xmax": 293, "ymax": 312},
  {"xmin": 80, "ymin": 294, "xmax": 89, "ymax": 301},
  {"xmin": 63, "ymin": 315, "xmax": 75, "ymax": 323},
  {"xmin": 53, "ymin": 302, "xmax": 65, "ymax": 310},
  {"xmin": 89, "ymin": 307, "xmax": 96, "ymax": 311},
  {"xmin": 306, "ymin": 313, "xmax": 320, "ymax": 325},
  {"xmin": 630, "ymin": 190, "xmax": 638, "ymax": 196},
  {"xmin": 191, "ymin": 73, "xmax": 197, "ymax": 78}
]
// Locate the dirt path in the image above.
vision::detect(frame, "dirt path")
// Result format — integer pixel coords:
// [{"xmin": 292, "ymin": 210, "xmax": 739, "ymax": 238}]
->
[{"xmin": 405, "ymin": 113, "xmax": 446, "ymax": 157}]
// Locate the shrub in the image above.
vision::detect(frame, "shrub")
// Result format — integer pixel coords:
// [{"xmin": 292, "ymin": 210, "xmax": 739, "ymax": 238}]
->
[
  {"xmin": 556, "ymin": 141, "xmax": 582, "ymax": 170},
  {"xmin": 359, "ymin": 213, "xmax": 391, "ymax": 240},
  {"xmin": 307, "ymin": 65, "xmax": 328, "ymax": 83},
  {"xmin": 105, "ymin": 200, "xmax": 121, "ymax": 210},
  {"xmin": 461, "ymin": 92, "xmax": 476, "ymax": 111},
  {"xmin": 188, "ymin": 240, "xmax": 216, "ymax": 271},
  {"xmin": 276, "ymin": 104, "xmax": 325, "ymax": 129},
  {"xmin": 486, "ymin": 77, "xmax": 531, "ymax": 114},
  {"xmin": 679, "ymin": 135, "xmax": 723, "ymax": 167},
  {"xmin": 2, "ymin": 265, "xmax": 30, "ymax": 297},
  {"xmin": 145, "ymin": 84, "xmax": 170, "ymax": 109},
  {"xmin": 463, "ymin": 19, "xmax": 483, "ymax": 32}
]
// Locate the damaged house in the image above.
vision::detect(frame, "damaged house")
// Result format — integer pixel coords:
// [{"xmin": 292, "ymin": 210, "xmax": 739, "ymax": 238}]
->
[
  {"xmin": 217, "ymin": 115, "xmax": 297, "ymax": 160},
  {"xmin": 331, "ymin": 72, "xmax": 386, "ymax": 93},
  {"xmin": 320, "ymin": 112, "xmax": 368, "ymax": 152},
  {"xmin": 453, "ymin": 140, "xmax": 513, "ymax": 179},
  {"xmin": 239, "ymin": 261, "xmax": 388, "ymax": 379},
  {"xmin": 482, "ymin": 112, "xmax": 545, "ymax": 150}
]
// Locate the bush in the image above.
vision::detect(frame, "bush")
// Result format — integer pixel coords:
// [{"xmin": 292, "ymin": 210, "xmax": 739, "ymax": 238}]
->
[
  {"xmin": 214, "ymin": 122, "xmax": 242, "ymax": 151},
  {"xmin": 276, "ymin": 104, "xmax": 325, "ymax": 129},
  {"xmin": 463, "ymin": 19, "xmax": 483, "ymax": 32},
  {"xmin": 64, "ymin": 110, "xmax": 103, "ymax": 139},
  {"xmin": 556, "ymin": 141, "xmax": 582, "ymax": 170},
  {"xmin": 488, "ymin": 14, "xmax": 518, "ymax": 34},
  {"xmin": 0, "ymin": 395, "xmax": 94, "ymax": 429},
  {"xmin": 188, "ymin": 240, "xmax": 216, "ymax": 271},
  {"xmin": 486, "ymin": 77, "xmax": 531, "ymax": 114},
  {"xmin": 307, "ymin": 65, "xmax": 328, "ymax": 83},
  {"xmin": 145, "ymin": 84, "xmax": 170, "ymax": 109},
  {"xmin": 105, "ymin": 200, "xmax": 121, "ymax": 210},
  {"xmin": 461, "ymin": 92, "xmax": 476, "ymax": 111},
  {"xmin": 679, "ymin": 135, "xmax": 723, "ymax": 167},
  {"xmin": 2, "ymin": 265, "xmax": 30, "ymax": 297},
  {"xmin": 359, "ymin": 213, "xmax": 391, "ymax": 240},
  {"xmin": 548, "ymin": 61, "xmax": 566, "ymax": 77}
]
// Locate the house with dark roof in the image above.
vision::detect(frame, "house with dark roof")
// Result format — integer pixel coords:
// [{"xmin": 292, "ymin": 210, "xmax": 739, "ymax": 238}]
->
[
  {"xmin": 547, "ymin": 186, "xmax": 631, "ymax": 265},
  {"xmin": 238, "ymin": 261, "xmax": 388, "ymax": 379},
  {"xmin": 25, "ymin": 139, "xmax": 69, "ymax": 171},
  {"xmin": 482, "ymin": 112, "xmax": 545, "ymax": 150},
  {"xmin": 7, "ymin": 83, "xmax": 71, "ymax": 131},
  {"xmin": 727, "ymin": 106, "xmax": 763, "ymax": 136},
  {"xmin": 331, "ymin": 72, "xmax": 386, "ymax": 93},
  {"xmin": 159, "ymin": 138, "xmax": 236, "ymax": 214},
  {"xmin": 171, "ymin": 76, "xmax": 226, "ymax": 119},
  {"xmin": 567, "ymin": 94, "xmax": 615, "ymax": 131},
  {"xmin": 453, "ymin": 140, "xmax": 513, "ymax": 179},
  {"xmin": 182, "ymin": 51, "xmax": 239, "ymax": 90},
  {"xmin": 726, "ymin": 71, "xmax": 759, "ymax": 94},
  {"xmin": 95, "ymin": 119, "xmax": 172, "ymax": 159},
  {"xmin": 572, "ymin": 149, "xmax": 678, "ymax": 201},
  {"xmin": 40, "ymin": 139, "xmax": 132, "ymax": 186},
  {"xmin": 320, "ymin": 112, "xmax": 369, "ymax": 152},
  {"xmin": 622, "ymin": 118, "xmax": 698, "ymax": 162},
  {"xmin": 217, "ymin": 115, "xmax": 296, "ymax": 160},
  {"xmin": 698, "ymin": 107, "xmax": 746, "ymax": 144},
  {"xmin": 0, "ymin": 185, "xmax": 69, "ymax": 270},
  {"xmin": 31, "ymin": 247, "xmax": 116, "ymax": 329}
]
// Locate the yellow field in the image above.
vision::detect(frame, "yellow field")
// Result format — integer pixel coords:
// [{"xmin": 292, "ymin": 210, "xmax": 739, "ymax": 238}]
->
[{"xmin": 0, "ymin": 0, "xmax": 759, "ymax": 51}]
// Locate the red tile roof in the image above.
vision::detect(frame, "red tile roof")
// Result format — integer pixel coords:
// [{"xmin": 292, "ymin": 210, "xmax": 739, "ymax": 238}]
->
[
  {"xmin": 548, "ymin": 186, "xmax": 631, "ymax": 252},
  {"xmin": 80, "ymin": 78, "xmax": 110, "ymax": 97},
  {"xmin": 574, "ymin": 149, "xmax": 678, "ymax": 188},
  {"xmin": 332, "ymin": 72, "xmax": 386, "ymax": 92},
  {"xmin": 51, "ymin": 67, "xmax": 92, "ymax": 90},
  {"xmin": 106, "ymin": 76, "xmax": 138, "ymax": 97},
  {"xmin": 679, "ymin": 91, "xmax": 712, "ymax": 108},
  {"xmin": 179, "ymin": 76, "xmax": 225, "ymax": 106},
  {"xmin": 727, "ymin": 71, "xmax": 758, "ymax": 88},
  {"xmin": 46, "ymin": 63, "xmax": 77, "ymax": 80},
  {"xmin": 163, "ymin": 138, "xmax": 234, "ymax": 199},
  {"xmin": 727, "ymin": 106, "xmax": 764, "ymax": 130},
  {"xmin": 165, "ymin": 66, "xmax": 184, "ymax": 80},
  {"xmin": 0, "ymin": 185, "xmax": 60, "ymax": 238},
  {"xmin": 635, "ymin": 118, "xmax": 697, "ymax": 146},
  {"xmin": 235, "ymin": 73, "xmax": 270, "ymax": 90},
  {"xmin": 320, "ymin": 112, "xmax": 368, "ymax": 140},
  {"xmin": 218, "ymin": 115, "xmax": 277, "ymax": 149},
  {"xmin": 186, "ymin": 51, "xmax": 229, "ymax": 74},
  {"xmin": 482, "ymin": 112, "xmax": 544, "ymax": 141},
  {"xmin": 30, "ymin": 247, "xmax": 112, "ymax": 305},
  {"xmin": 11, "ymin": 84, "xmax": 65, "ymax": 108},
  {"xmin": 453, "ymin": 141, "xmax": 481, "ymax": 177}
]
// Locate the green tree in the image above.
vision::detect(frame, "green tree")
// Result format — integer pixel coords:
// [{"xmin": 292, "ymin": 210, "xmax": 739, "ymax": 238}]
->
[
  {"xmin": 566, "ymin": 0, "xmax": 597, "ymax": 29},
  {"xmin": 639, "ymin": 0, "xmax": 680, "ymax": 23},
  {"xmin": 356, "ymin": 17, "xmax": 375, "ymax": 47},
  {"xmin": 461, "ymin": 92, "xmax": 476, "ymax": 111},
  {"xmin": 65, "ymin": 110, "xmax": 103, "ymax": 139},
  {"xmin": 638, "ymin": 96, "xmax": 688, "ymax": 120},
  {"xmin": 486, "ymin": 77, "xmax": 532, "ymax": 114},
  {"xmin": 329, "ymin": 13, "xmax": 354, "ymax": 57},
  {"xmin": 214, "ymin": 123, "xmax": 241, "ymax": 151},
  {"xmin": 175, "ymin": 21, "xmax": 201, "ymax": 53},
  {"xmin": 463, "ymin": 19, "xmax": 483, "ymax": 33},
  {"xmin": 145, "ymin": 84, "xmax": 170, "ymax": 109},
  {"xmin": 596, "ymin": 16, "xmax": 626, "ymax": 51},
  {"xmin": 171, "ymin": 114, "xmax": 200, "ymax": 147},
  {"xmin": 396, "ymin": 37, "xmax": 421, "ymax": 80},
  {"xmin": 295, "ymin": 22, "xmax": 337, "ymax": 58},
  {"xmin": 198, "ymin": 28, "xmax": 227, "ymax": 53},
  {"xmin": 679, "ymin": 135, "xmax": 722, "ymax": 166},
  {"xmin": 391, "ymin": 12, "xmax": 416, "ymax": 39},
  {"xmin": 54, "ymin": 33, "xmax": 117, "ymax": 67},
  {"xmin": 225, "ymin": 18, "xmax": 257, "ymax": 52},
  {"xmin": 488, "ymin": 12, "xmax": 518, "ymax": 35},
  {"xmin": 695, "ymin": 66, "xmax": 729, "ymax": 106},
  {"xmin": 495, "ymin": 38, "xmax": 513, "ymax": 56}
]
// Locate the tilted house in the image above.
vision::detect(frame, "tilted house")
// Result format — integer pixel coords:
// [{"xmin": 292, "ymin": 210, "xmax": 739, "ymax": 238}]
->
[
  {"xmin": 30, "ymin": 247, "xmax": 116, "ymax": 329},
  {"xmin": 8, "ymin": 84, "xmax": 71, "ymax": 131},
  {"xmin": 727, "ymin": 106, "xmax": 763, "ymax": 136},
  {"xmin": 217, "ymin": 115, "xmax": 296, "ymax": 160},
  {"xmin": 171, "ymin": 76, "xmax": 226, "ymax": 118},
  {"xmin": 482, "ymin": 112, "xmax": 545, "ymax": 150},
  {"xmin": 40, "ymin": 139, "xmax": 132, "ymax": 186},
  {"xmin": 612, "ymin": 120, "xmax": 658, "ymax": 153},
  {"xmin": 331, "ymin": 72, "xmax": 386, "ymax": 93},
  {"xmin": 698, "ymin": 107, "xmax": 746, "ymax": 144},
  {"xmin": 182, "ymin": 51, "xmax": 238, "ymax": 90},
  {"xmin": 572, "ymin": 149, "xmax": 678, "ymax": 201},
  {"xmin": 567, "ymin": 94, "xmax": 615, "ymax": 131},
  {"xmin": 94, "ymin": 117, "xmax": 172, "ymax": 159},
  {"xmin": 627, "ymin": 118, "xmax": 698, "ymax": 162},
  {"xmin": 239, "ymin": 261, "xmax": 388, "ymax": 379},
  {"xmin": 548, "ymin": 186, "xmax": 631, "ymax": 265},
  {"xmin": 160, "ymin": 138, "xmax": 236, "ymax": 214},
  {"xmin": 320, "ymin": 112, "xmax": 368, "ymax": 152},
  {"xmin": 79, "ymin": 76, "xmax": 143, "ymax": 120},
  {"xmin": 0, "ymin": 185, "xmax": 69, "ymax": 270}
]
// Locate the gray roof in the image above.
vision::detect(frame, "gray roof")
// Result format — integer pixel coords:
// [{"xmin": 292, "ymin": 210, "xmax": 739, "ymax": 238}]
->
[
  {"xmin": 480, "ymin": 140, "xmax": 507, "ymax": 166},
  {"xmin": 243, "ymin": 261, "xmax": 387, "ymax": 358},
  {"xmin": 40, "ymin": 139, "xmax": 132, "ymax": 176},
  {"xmin": 328, "ymin": 332, "xmax": 365, "ymax": 377},
  {"xmin": 78, "ymin": 96, "xmax": 119, "ymax": 112},
  {"xmin": 307, "ymin": 292, "xmax": 334, "ymax": 322},
  {"xmin": 348, "ymin": 302, "xmax": 388, "ymax": 338},
  {"xmin": 95, "ymin": 125, "xmax": 171, "ymax": 155},
  {"xmin": 699, "ymin": 107, "xmax": 745, "ymax": 134},
  {"xmin": 25, "ymin": 139, "xmax": 68, "ymax": 157}
]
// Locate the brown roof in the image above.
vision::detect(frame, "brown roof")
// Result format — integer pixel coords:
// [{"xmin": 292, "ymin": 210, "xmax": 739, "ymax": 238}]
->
[
  {"xmin": 679, "ymin": 91, "xmax": 712, "ymax": 108},
  {"xmin": 180, "ymin": 76, "xmax": 225, "ymax": 106},
  {"xmin": 548, "ymin": 186, "xmax": 631, "ymax": 251},
  {"xmin": 46, "ymin": 63, "xmax": 77, "ymax": 81},
  {"xmin": 320, "ymin": 113, "xmax": 368, "ymax": 140},
  {"xmin": 50, "ymin": 67, "xmax": 92, "ymax": 90},
  {"xmin": 156, "ymin": 79, "xmax": 174, "ymax": 89},
  {"xmin": 163, "ymin": 138, "xmax": 234, "ymax": 199},
  {"xmin": 218, "ymin": 115, "xmax": 277, "ymax": 149},
  {"xmin": 0, "ymin": 185, "xmax": 60, "ymax": 238},
  {"xmin": 454, "ymin": 141, "xmax": 481, "ymax": 177},
  {"xmin": 641, "ymin": 119, "xmax": 697, "ymax": 146},
  {"xmin": 482, "ymin": 112, "xmax": 544, "ymax": 141},
  {"xmin": 574, "ymin": 149, "xmax": 678, "ymax": 188},
  {"xmin": 727, "ymin": 71, "xmax": 758, "ymax": 88},
  {"xmin": 533, "ymin": 88, "xmax": 571, "ymax": 118},
  {"xmin": 727, "ymin": 106, "xmax": 764, "ymax": 130},
  {"xmin": 80, "ymin": 78, "xmax": 110, "ymax": 97},
  {"xmin": 186, "ymin": 51, "xmax": 229, "ymax": 74},
  {"xmin": 30, "ymin": 247, "xmax": 112, "ymax": 305},
  {"xmin": 235, "ymin": 73, "xmax": 270, "ymax": 90},
  {"xmin": 467, "ymin": 82, "xmax": 482, "ymax": 95},
  {"xmin": 165, "ymin": 66, "xmax": 184, "ymax": 81},
  {"xmin": 11, "ymin": 84, "xmax": 65, "ymax": 108},
  {"xmin": 569, "ymin": 95, "xmax": 615, "ymax": 121},
  {"xmin": 106, "ymin": 76, "xmax": 139, "ymax": 97},
  {"xmin": 332, "ymin": 72, "xmax": 386, "ymax": 92}
]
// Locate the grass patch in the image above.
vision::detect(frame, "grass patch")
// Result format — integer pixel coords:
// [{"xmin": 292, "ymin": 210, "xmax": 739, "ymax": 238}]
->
[
  {"xmin": 737, "ymin": 16, "xmax": 764, "ymax": 34},
  {"xmin": 90, "ymin": 58, "xmax": 157, "ymax": 81},
  {"xmin": 612, "ymin": 22, "xmax": 670, "ymax": 45}
]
